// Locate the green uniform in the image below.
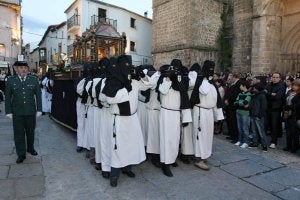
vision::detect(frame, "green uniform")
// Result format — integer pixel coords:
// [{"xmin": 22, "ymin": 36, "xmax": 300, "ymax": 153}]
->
[{"xmin": 5, "ymin": 75, "xmax": 42, "ymax": 157}]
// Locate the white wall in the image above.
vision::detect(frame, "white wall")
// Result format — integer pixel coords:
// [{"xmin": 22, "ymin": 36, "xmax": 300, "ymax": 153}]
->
[
  {"xmin": 39, "ymin": 24, "xmax": 68, "ymax": 67},
  {"xmin": 28, "ymin": 49, "xmax": 39, "ymax": 71},
  {"xmin": 66, "ymin": 0, "xmax": 152, "ymax": 65},
  {"xmin": 0, "ymin": 4, "xmax": 21, "ymax": 64}
]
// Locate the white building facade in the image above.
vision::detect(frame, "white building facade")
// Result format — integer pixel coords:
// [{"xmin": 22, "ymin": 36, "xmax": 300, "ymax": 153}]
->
[
  {"xmin": 38, "ymin": 21, "xmax": 68, "ymax": 72},
  {"xmin": 65, "ymin": 0, "xmax": 152, "ymax": 66},
  {"xmin": 0, "ymin": 0, "xmax": 21, "ymax": 70}
]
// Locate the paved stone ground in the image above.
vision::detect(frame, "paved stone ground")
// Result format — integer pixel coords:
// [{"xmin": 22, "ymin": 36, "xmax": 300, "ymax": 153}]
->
[{"xmin": 0, "ymin": 102, "xmax": 300, "ymax": 200}]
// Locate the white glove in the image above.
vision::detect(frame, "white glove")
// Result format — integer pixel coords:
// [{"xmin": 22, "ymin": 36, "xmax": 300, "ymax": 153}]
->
[
  {"xmin": 36, "ymin": 112, "xmax": 42, "ymax": 117},
  {"xmin": 6, "ymin": 114, "xmax": 12, "ymax": 119},
  {"xmin": 143, "ymin": 69, "xmax": 148, "ymax": 75}
]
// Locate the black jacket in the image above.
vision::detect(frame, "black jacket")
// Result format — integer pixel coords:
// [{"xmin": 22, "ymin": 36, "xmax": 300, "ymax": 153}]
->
[
  {"xmin": 250, "ymin": 91, "xmax": 267, "ymax": 118},
  {"xmin": 224, "ymin": 80, "xmax": 241, "ymax": 110},
  {"xmin": 291, "ymin": 93, "xmax": 300, "ymax": 120},
  {"xmin": 265, "ymin": 81, "xmax": 286, "ymax": 111}
]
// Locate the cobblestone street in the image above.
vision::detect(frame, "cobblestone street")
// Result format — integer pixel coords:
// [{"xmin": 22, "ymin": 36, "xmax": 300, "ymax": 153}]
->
[{"xmin": 0, "ymin": 102, "xmax": 300, "ymax": 200}]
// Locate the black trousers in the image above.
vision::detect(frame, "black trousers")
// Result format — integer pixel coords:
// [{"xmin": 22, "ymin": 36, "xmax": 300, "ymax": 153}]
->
[
  {"xmin": 286, "ymin": 118, "xmax": 300, "ymax": 150},
  {"xmin": 226, "ymin": 109, "xmax": 238, "ymax": 140},
  {"xmin": 268, "ymin": 111, "xmax": 281, "ymax": 144},
  {"xmin": 13, "ymin": 115, "xmax": 36, "ymax": 157},
  {"xmin": 111, "ymin": 165, "xmax": 132, "ymax": 180}
]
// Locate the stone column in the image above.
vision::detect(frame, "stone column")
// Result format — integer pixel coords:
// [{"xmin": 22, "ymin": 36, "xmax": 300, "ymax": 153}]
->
[
  {"xmin": 232, "ymin": 0, "xmax": 253, "ymax": 73},
  {"xmin": 251, "ymin": 0, "xmax": 283, "ymax": 75}
]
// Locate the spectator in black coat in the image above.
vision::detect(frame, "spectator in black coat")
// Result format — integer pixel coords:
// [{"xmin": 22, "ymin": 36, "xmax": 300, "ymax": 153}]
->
[
  {"xmin": 265, "ymin": 72, "xmax": 286, "ymax": 149},
  {"xmin": 224, "ymin": 73, "xmax": 241, "ymax": 142},
  {"xmin": 249, "ymin": 83, "xmax": 268, "ymax": 151}
]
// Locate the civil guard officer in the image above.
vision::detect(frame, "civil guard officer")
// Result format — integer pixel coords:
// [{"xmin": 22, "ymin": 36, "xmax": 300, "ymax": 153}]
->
[{"xmin": 5, "ymin": 61, "xmax": 42, "ymax": 163}]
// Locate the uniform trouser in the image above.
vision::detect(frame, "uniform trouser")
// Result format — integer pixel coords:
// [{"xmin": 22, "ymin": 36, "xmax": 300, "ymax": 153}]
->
[
  {"xmin": 13, "ymin": 115, "xmax": 36, "ymax": 157},
  {"xmin": 110, "ymin": 165, "xmax": 132, "ymax": 180}
]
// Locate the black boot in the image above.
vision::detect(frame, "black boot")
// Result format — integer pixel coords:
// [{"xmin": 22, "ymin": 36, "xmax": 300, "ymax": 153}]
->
[
  {"xmin": 95, "ymin": 163, "xmax": 102, "ymax": 171},
  {"xmin": 162, "ymin": 164, "xmax": 173, "ymax": 177},
  {"xmin": 151, "ymin": 154, "xmax": 161, "ymax": 168},
  {"xmin": 102, "ymin": 171, "xmax": 110, "ymax": 179},
  {"xmin": 179, "ymin": 154, "xmax": 190, "ymax": 164},
  {"xmin": 110, "ymin": 177, "xmax": 118, "ymax": 187},
  {"xmin": 76, "ymin": 147, "xmax": 84, "ymax": 153}
]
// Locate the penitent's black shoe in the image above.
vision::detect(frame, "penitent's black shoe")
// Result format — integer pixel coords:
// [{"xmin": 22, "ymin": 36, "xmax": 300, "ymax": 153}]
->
[
  {"xmin": 27, "ymin": 150, "xmax": 38, "ymax": 156},
  {"xmin": 122, "ymin": 170, "xmax": 136, "ymax": 178},
  {"xmin": 16, "ymin": 155, "xmax": 26, "ymax": 164},
  {"xmin": 171, "ymin": 162, "xmax": 178, "ymax": 167},
  {"xmin": 110, "ymin": 178, "xmax": 118, "ymax": 187},
  {"xmin": 162, "ymin": 164, "xmax": 173, "ymax": 177},
  {"xmin": 102, "ymin": 171, "xmax": 110, "ymax": 179},
  {"xmin": 95, "ymin": 163, "xmax": 102, "ymax": 171},
  {"xmin": 76, "ymin": 147, "xmax": 84, "ymax": 153}
]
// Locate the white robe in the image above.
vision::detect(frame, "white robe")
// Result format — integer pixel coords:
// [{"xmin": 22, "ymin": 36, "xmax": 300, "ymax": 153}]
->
[
  {"xmin": 137, "ymin": 92, "xmax": 148, "ymax": 146},
  {"xmin": 41, "ymin": 77, "xmax": 53, "ymax": 113},
  {"xmin": 192, "ymin": 79, "xmax": 217, "ymax": 160},
  {"xmin": 84, "ymin": 80, "xmax": 95, "ymax": 149},
  {"xmin": 158, "ymin": 78, "xmax": 192, "ymax": 164},
  {"xmin": 146, "ymin": 72, "xmax": 161, "ymax": 154},
  {"xmin": 76, "ymin": 78, "xmax": 87, "ymax": 148},
  {"xmin": 146, "ymin": 90, "xmax": 161, "ymax": 154},
  {"xmin": 91, "ymin": 78, "xmax": 102, "ymax": 164},
  {"xmin": 180, "ymin": 89, "xmax": 194, "ymax": 155},
  {"xmin": 106, "ymin": 79, "xmax": 153, "ymax": 168},
  {"xmin": 94, "ymin": 78, "xmax": 113, "ymax": 172}
]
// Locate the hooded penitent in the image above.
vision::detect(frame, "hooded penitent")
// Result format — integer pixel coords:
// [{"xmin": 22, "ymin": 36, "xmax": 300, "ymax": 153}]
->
[
  {"xmin": 102, "ymin": 56, "xmax": 131, "ymax": 116},
  {"xmin": 81, "ymin": 62, "xmax": 93, "ymax": 104},
  {"xmin": 190, "ymin": 60, "xmax": 223, "ymax": 108}
]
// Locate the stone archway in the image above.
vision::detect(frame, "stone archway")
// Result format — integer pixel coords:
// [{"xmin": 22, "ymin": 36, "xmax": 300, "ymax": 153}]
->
[{"xmin": 280, "ymin": 0, "xmax": 300, "ymax": 73}]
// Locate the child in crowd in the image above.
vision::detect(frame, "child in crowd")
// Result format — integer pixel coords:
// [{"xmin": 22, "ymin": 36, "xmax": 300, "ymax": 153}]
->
[{"xmin": 234, "ymin": 80, "xmax": 251, "ymax": 148}]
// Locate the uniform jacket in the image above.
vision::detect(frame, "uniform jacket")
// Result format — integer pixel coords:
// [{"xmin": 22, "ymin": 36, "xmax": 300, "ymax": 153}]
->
[{"xmin": 5, "ymin": 75, "xmax": 42, "ymax": 116}]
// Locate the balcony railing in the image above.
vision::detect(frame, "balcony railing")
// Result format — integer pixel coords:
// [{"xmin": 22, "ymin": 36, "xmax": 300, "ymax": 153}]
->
[
  {"xmin": 67, "ymin": 14, "xmax": 80, "ymax": 30},
  {"xmin": 90, "ymin": 15, "xmax": 117, "ymax": 30}
]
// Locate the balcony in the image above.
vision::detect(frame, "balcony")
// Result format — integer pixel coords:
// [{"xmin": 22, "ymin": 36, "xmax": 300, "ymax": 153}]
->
[
  {"xmin": 67, "ymin": 14, "xmax": 80, "ymax": 32},
  {"xmin": 90, "ymin": 15, "xmax": 117, "ymax": 30}
]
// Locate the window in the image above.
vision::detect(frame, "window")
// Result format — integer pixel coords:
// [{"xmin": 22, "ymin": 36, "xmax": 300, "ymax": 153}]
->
[
  {"xmin": 39, "ymin": 48, "xmax": 46, "ymax": 61},
  {"xmin": 67, "ymin": 35, "xmax": 71, "ymax": 40},
  {"xmin": 98, "ymin": 8, "xmax": 106, "ymax": 18},
  {"xmin": 130, "ymin": 41, "xmax": 136, "ymax": 52},
  {"xmin": 130, "ymin": 18, "xmax": 136, "ymax": 28},
  {"xmin": 98, "ymin": 8, "xmax": 106, "ymax": 22},
  {"xmin": 58, "ymin": 43, "xmax": 62, "ymax": 55}
]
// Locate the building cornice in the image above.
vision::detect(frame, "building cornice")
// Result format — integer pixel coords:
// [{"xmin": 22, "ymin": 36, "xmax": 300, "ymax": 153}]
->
[{"xmin": 0, "ymin": 0, "xmax": 21, "ymax": 12}]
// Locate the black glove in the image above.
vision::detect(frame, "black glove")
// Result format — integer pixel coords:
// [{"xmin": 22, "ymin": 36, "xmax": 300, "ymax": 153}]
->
[
  {"xmin": 125, "ymin": 84, "xmax": 132, "ymax": 92},
  {"xmin": 136, "ymin": 68, "xmax": 145, "ymax": 78},
  {"xmin": 182, "ymin": 123, "xmax": 189, "ymax": 127}
]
